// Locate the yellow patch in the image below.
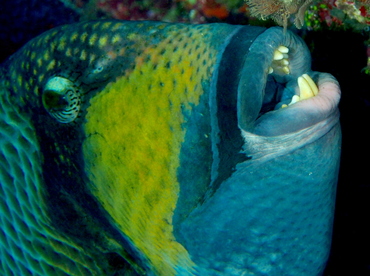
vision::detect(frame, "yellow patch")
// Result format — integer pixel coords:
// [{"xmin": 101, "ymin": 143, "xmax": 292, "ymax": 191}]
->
[
  {"xmin": 89, "ymin": 54, "xmax": 97, "ymax": 64},
  {"xmin": 37, "ymin": 58, "xmax": 43, "ymax": 67},
  {"xmin": 112, "ymin": 22, "xmax": 121, "ymax": 31},
  {"xmin": 58, "ymin": 37, "xmax": 67, "ymax": 51},
  {"xmin": 30, "ymin": 51, "xmax": 36, "ymax": 60},
  {"xmin": 17, "ymin": 75, "xmax": 23, "ymax": 87},
  {"xmin": 80, "ymin": 50, "xmax": 87, "ymax": 61},
  {"xmin": 98, "ymin": 35, "xmax": 108, "ymax": 48},
  {"xmin": 70, "ymin": 32, "xmax": 79, "ymax": 42},
  {"xmin": 111, "ymin": 34, "xmax": 120, "ymax": 44},
  {"xmin": 92, "ymin": 22, "xmax": 100, "ymax": 30},
  {"xmin": 127, "ymin": 33, "xmax": 137, "ymax": 40},
  {"xmin": 24, "ymin": 81, "xmax": 30, "ymax": 91},
  {"xmin": 73, "ymin": 47, "xmax": 80, "ymax": 55},
  {"xmin": 83, "ymin": 27, "xmax": 215, "ymax": 275},
  {"xmin": 50, "ymin": 41, "xmax": 57, "ymax": 51},
  {"xmin": 43, "ymin": 51, "xmax": 50, "ymax": 61},
  {"xmin": 47, "ymin": 60, "xmax": 56, "ymax": 71},
  {"xmin": 80, "ymin": 32, "xmax": 88, "ymax": 43},
  {"xmin": 38, "ymin": 74, "xmax": 44, "ymax": 83},
  {"xmin": 89, "ymin": 33, "xmax": 98, "ymax": 46},
  {"xmin": 65, "ymin": 48, "xmax": 72, "ymax": 57},
  {"xmin": 102, "ymin": 21, "xmax": 112, "ymax": 30}
]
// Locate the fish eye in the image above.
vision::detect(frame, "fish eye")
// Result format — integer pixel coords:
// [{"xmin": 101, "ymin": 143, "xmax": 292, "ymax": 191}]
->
[{"xmin": 42, "ymin": 77, "xmax": 81, "ymax": 123}]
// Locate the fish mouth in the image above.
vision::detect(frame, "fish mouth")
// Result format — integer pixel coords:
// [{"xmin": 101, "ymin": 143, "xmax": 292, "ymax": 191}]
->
[{"xmin": 238, "ymin": 27, "xmax": 341, "ymax": 137}]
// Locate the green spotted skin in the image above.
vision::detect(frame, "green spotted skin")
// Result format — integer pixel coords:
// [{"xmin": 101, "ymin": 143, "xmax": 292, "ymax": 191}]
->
[{"xmin": 0, "ymin": 20, "xmax": 238, "ymax": 275}]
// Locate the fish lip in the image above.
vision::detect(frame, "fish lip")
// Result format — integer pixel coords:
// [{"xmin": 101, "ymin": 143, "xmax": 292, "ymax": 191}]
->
[
  {"xmin": 253, "ymin": 72, "xmax": 341, "ymax": 137},
  {"xmin": 240, "ymin": 73, "xmax": 341, "ymax": 165},
  {"xmin": 237, "ymin": 27, "xmax": 340, "ymax": 138},
  {"xmin": 237, "ymin": 27, "xmax": 312, "ymax": 133}
]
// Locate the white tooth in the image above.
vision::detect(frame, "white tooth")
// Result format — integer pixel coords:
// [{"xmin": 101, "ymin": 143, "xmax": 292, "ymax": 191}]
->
[
  {"xmin": 283, "ymin": 74, "xmax": 319, "ymax": 108},
  {"xmin": 282, "ymin": 59, "xmax": 289, "ymax": 65},
  {"xmin": 282, "ymin": 66, "xmax": 290, "ymax": 74},
  {"xmin": 268, "ymin": 67, "xmax": 273, "ymax": 74},
  {"xmin": 298, "ymin": 76, "xmax": 314, "ymax": 100},
  {"xmin": 289, "ymin": 95, "xmax": 300, "ymax": 105},
  {"xmin": 278, "ymin": 46, "xmax": 289, "ymax": 53},
  {"xmin": 302, "ymin": 74, "xmax": 319, "ymax": 96},
  {"xmin": 273, "ymin": 50, "xmax": 284, "ymax": 60}
]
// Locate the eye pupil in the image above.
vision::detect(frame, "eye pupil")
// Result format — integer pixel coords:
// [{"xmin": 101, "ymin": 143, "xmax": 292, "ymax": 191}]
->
[{"xmin": 43, "ymin": 90, "xmax": 68, "ymax": 111}]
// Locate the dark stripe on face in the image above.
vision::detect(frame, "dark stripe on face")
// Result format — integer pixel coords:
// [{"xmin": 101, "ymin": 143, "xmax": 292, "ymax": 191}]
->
[{"xmin": 209, "ymin": 26, "xmax": 265, "ymax": 194}]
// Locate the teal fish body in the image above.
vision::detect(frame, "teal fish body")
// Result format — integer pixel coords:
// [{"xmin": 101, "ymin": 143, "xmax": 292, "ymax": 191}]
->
[{"xmin": 0, "ymin": 20, "xmax": 341, "ymax": 275}]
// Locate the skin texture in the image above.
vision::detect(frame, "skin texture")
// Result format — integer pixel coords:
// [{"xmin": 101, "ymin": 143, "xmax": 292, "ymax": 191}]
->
[{"xmin": 0, "ymin": 20, "xmax": 341, "ymax": 275}]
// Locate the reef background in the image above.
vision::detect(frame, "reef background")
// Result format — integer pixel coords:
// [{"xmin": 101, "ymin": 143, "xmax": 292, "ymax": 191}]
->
[{"xmin": 1, "ymin": 0, "xmax": 369, "ymax": 275}]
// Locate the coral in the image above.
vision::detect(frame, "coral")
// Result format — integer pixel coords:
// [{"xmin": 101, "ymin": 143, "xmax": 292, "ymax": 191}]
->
[
  {"xmin": 336, "ymin": 0, "xmax": 365, "ymax": 22},
  {"xmin": 304, "ymin": 1, "xmax": 370, "ymax": 74},
  {"xmin": 201, "ymin": 0, "xmax": 230, "ymax": 20},
  {"xmin": 245, "ymin": 0, "xmax": 313, "ymax": 30}
]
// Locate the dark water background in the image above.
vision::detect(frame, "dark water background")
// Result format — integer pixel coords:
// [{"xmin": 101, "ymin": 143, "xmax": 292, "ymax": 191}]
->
[
  {"xmin": 0, "ymin": 0, "xmax": 369, "ymax": 275},
  {"xmin": 306, "ymin": 29, "xmax": 370, "ymax": 275}
]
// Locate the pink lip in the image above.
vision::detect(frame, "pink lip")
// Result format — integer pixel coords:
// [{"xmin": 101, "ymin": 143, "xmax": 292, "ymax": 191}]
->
[{"xmin": 253, "ymin": 74, "xmax": 341, "ymax": 137}]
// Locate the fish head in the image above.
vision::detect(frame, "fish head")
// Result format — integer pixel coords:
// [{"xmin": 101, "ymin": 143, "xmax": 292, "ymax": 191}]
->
[{"xmin": 0, "ymin": 20, "xmax": 341, "ymax": 275}]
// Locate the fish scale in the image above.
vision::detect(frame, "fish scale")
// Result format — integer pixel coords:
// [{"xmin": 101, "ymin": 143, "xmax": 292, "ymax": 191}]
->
[{"xmin": 0, "ymin": 91, "xmax": 101, "ymax": 275}]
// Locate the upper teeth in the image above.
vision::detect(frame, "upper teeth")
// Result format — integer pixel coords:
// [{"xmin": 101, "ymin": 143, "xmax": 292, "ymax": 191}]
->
[
  {"xmin": 269, "ymin": 46, "xmax": 290, "ymax": 75},
  {"xmin": 268, "ymin": 46, "xmax": 319, "ymax": 109},
  {"xmin": 277, "ymin": 46, "xmax": 289, "ymax": 54}
]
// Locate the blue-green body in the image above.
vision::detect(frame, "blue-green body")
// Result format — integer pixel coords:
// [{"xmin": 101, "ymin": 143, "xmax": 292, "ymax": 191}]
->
[{"xmin": 0, "ymin": 20, "xmax": 341, "ymax": 275}]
